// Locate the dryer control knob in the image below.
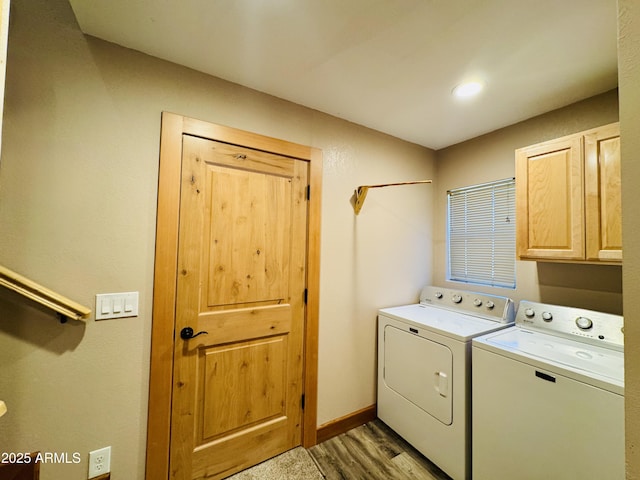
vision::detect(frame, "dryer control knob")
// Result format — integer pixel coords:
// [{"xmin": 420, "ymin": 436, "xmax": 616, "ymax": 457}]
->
[
  {"xmin": 524, "ymin": 308, "xmax": 535, "ymax": 318},
  {"xmin": 486, "ymin": 301, "xmax": 495, "ymax": 310},
  {"xmin": 452, "ymin": 294, "xmax": 462, "ymax": 304},
  {"xmin": 576, "ymin": 316, "xmax": 593, "ymax": 330},
  {"xmin": 435, "ymin": 292, "xmax": 443, "ymax": 299},
  {"xmin": 542, "ymin": 312, "xmax": 553, "ymax": 322},
  {"xmin": 473, "ymin": 298, "xmax": 483, "ymax": 307}
]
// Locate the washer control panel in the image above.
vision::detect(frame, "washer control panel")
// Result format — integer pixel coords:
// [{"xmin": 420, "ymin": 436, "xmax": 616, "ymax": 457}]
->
[
  {"xmin": 419, "ymin": 286, "xmax": 515, "ymax": 323},
  {"xmin": 516, "ymin": 300, "xmax": 624, "ymax": 350}
]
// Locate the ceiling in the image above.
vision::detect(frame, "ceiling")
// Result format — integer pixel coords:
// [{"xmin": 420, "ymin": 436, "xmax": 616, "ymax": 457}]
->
[{"xmin": 68, "ymin": 0, "xmax": 618, "ymax": 150}]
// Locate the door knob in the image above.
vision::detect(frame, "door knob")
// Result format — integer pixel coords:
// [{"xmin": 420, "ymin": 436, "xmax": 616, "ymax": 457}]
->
[{"xmin": 180, "ymin": 327, "xmax": 208, "ymax": 340}]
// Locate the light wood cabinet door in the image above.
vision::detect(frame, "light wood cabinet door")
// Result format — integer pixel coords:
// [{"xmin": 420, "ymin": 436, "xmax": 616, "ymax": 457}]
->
[
  {"xmin": 585, "ymin": 124, "xmax": 622, "ymax": 262},
  {"xmin": 516, "ymin": 135, "xmax": 584, "ymax": 260},
  {"xmin": 515, "ymin": 122, "xmax": 621, "ymax": 264}
]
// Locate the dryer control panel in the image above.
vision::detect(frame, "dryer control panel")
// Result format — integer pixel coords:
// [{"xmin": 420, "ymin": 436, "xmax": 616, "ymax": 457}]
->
[
  {"xmin": 419, "ymin": 286, "xmax": 515, "ymax": 324},
  {"xmin": 516, "ymin": 300, "xmax": 624, "ymax": 350}
]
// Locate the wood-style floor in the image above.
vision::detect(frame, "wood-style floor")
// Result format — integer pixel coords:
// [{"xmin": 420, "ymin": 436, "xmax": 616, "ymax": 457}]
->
[{"xmin": 309, "ymin": 419, "xmax": 452, "ymax": 480}]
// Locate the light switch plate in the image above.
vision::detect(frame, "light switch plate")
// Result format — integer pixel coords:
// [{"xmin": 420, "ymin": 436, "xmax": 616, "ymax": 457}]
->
[{"xmin": 95, "ymin": 292, "xmax": 139, "ymax": 320}]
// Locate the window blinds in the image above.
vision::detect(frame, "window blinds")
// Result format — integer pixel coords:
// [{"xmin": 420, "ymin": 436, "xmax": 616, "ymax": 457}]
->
[{"xmin": 447, "ymin": 178, "xmax": 516, "ymax": 288}]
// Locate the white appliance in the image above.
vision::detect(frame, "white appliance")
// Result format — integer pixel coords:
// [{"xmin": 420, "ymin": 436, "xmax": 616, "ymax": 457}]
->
[
  {"xmin": 377, "ymin": 286, "xmax": 515, "ymax": 480},
  {"xmin": 472, "ymin": 300, "xmax": 624, "ymax": 480}
]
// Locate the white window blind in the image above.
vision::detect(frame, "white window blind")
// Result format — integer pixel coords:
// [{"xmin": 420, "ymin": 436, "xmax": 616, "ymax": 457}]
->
[{"xmin": 447, "ymin": 178, "xmax": 516, "ymax": 288}]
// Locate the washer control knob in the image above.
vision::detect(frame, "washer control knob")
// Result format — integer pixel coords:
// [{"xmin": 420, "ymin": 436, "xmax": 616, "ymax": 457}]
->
[
  {"xmin": 576, "ymin": 316, "xmax": 593, "ymax": 330},
  {"xmin": 435, "ymin": 292, "xmax": 443, "ymax": 299},
  {"xmin": 486, "ymin": 301, "xmax": 495, "ymax": 310},
  {"xmin": 452, "ymin": 294, "xmax": 463, "ymax": 304},
  {"xmin": 473, "ymin": 298, "xmax": 483, "ymax": 307},
  {"xmin": 524, "ymin": 308, "xmax": 535, "ymax": 318},
  {"xmin": 542, "ymin": 311, "xmax": 553, "ymax": 322}
]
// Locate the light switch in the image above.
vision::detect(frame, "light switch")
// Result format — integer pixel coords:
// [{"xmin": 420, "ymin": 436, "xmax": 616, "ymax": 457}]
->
[
  {"xmin": 113, "ymin": 298, "xmax": 123, "ymax": 314},
  {"xmin": 96, "ymin": 292, "xmax": 139, "ymax": 320},
  {"xmin": 100, "ymin": 298, "xmax": 111, "ymax": 315}
]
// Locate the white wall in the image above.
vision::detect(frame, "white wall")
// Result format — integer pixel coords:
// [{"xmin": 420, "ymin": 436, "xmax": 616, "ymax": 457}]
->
[
  {"xmin": 315, "ymin": 116, "xmax": 434, "ymax": 424},
  {"xmin": 0, "ymin": 1, "xmax": 435, "ymax": 478},
  {"xmin": 433, "ymin": 90, "xmax": 621, "ymax": 314}
]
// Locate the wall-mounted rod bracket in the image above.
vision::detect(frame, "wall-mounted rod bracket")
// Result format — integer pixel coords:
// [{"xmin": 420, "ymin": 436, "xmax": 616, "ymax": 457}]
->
[{"xmin": 353, "ymin": 180, "xmax": 432, "ymax": 214}]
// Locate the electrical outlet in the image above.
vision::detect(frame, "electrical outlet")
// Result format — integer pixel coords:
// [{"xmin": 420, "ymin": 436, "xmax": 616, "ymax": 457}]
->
[{"xmin": 88, "ymin": 446, "xmax": 111, "ymax": 479}]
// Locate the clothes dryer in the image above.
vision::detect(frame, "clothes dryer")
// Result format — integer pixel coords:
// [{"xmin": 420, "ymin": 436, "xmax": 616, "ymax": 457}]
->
[{"xmin": 377, "ymin": 286, "xmax": 515, "ymax": 480}]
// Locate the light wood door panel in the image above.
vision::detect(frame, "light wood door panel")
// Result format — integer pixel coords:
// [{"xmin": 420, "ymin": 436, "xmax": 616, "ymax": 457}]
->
[
  {"xmin": 205, "ymin": 164, "xmax": 291, "ymax": 308},
  {"xmin": 169, "ymin": 134, "xmax": 309, "ymax": 480},
  {"xmin": 199, "ymin": 336, "xmax": 287, "ymax": 439},
  {"xmin": 585, "ymin": 124, "xmax": 622, "ymax": 261},
  {"xmin": 516, "ymin": 136, "xmax": 584, "ymax": 260}
]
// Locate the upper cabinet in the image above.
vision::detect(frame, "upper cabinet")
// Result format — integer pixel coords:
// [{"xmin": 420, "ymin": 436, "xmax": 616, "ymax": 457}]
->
[
  {"xmin": 584, "ymin": 124, "xmax": 622, "ymax": 262},
  {"xmin": 515, "ymin": 122, "xmax": 621, "ymax": 264}
]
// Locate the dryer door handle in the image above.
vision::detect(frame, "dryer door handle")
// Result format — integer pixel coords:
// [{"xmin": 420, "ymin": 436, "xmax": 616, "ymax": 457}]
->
[{"xmin": 434, "ymin": 371, "xmax": 449, "ymax": 398}]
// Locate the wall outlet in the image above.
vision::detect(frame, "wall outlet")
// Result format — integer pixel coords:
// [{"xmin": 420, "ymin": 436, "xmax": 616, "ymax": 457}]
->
[{"xmin": 88, "ymin": 446, "xmax": 111, "ymax": 479}]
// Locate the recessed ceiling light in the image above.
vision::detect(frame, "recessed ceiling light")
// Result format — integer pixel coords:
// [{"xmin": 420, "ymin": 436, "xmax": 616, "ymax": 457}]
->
[{"xmin": 452, "ymin": 81, "xmax": 484, "ymax": 98}]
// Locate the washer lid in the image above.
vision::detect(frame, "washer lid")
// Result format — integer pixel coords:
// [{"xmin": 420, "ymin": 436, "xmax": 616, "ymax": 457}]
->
[
  {"xmin": 379, "ymin": 304, "xmax": 512, "ymax": 341},
  {"xmin": 474, "ymin": 327, "xmax": 624, "ymax": 390}
]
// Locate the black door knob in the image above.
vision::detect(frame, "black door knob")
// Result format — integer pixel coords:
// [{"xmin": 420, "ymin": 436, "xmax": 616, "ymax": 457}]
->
[{"xmin": 180, "ymin": 327, "xmax": 209, "ymax": 340}]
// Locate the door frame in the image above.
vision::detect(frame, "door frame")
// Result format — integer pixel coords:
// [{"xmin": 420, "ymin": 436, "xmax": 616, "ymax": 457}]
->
[{"xmin": 145, "ymin": 112, "xmax": 323, "ymax": 480}]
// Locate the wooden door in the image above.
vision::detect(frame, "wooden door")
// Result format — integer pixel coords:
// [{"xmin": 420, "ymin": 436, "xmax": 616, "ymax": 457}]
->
[
  {"xmin": 585, "ymin": 123, "xmax": 622, "ymax": 262},
  {"xmin": 169, "ymin": 134, "xmax": 309, "ymax": 480},
  {"xmin": 515, "ymin": 135, "xmax": 584, "ymax": 260}
]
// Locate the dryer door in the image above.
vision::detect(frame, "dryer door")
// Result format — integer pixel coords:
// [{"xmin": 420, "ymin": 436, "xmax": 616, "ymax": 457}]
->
[{"xmin": 383, "ymin": 325, "xmax": 453, "ymax": 425}]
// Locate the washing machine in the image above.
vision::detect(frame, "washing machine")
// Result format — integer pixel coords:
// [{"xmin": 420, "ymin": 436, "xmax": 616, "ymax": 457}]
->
[
  {"xmin": 472, "ymin": 300, "xmax": 624, "ymax": 480},
  {"xmin": 377, "ymin": 286, "xmax": 515, "ymax": 480}
]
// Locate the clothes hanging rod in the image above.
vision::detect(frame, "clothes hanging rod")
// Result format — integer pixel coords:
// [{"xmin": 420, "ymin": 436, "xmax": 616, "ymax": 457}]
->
[
  {"xmin": 0, "ymin": 264, "xmax": 91, "ymax": 323},
  {"xmin": 353, "ymin": 180, "xmax": 433, "ymax": 215}
]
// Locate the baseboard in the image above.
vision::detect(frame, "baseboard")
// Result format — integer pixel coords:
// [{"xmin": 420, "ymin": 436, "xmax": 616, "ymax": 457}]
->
[{"xmin": 316, "ymin": 404, "xmax": 377, "ymax": 444}]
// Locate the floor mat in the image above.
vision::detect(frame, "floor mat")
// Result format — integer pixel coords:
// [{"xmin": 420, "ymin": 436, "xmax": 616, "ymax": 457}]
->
[{"xmin": 226, "ymin": 447, "xmax": 324, "ymax": 479}]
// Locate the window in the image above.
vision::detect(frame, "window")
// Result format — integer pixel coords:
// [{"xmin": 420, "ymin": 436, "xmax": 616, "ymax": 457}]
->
[{"xmin": 447, "ymin": 178, "xmax": 516, "ymax": 288}]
